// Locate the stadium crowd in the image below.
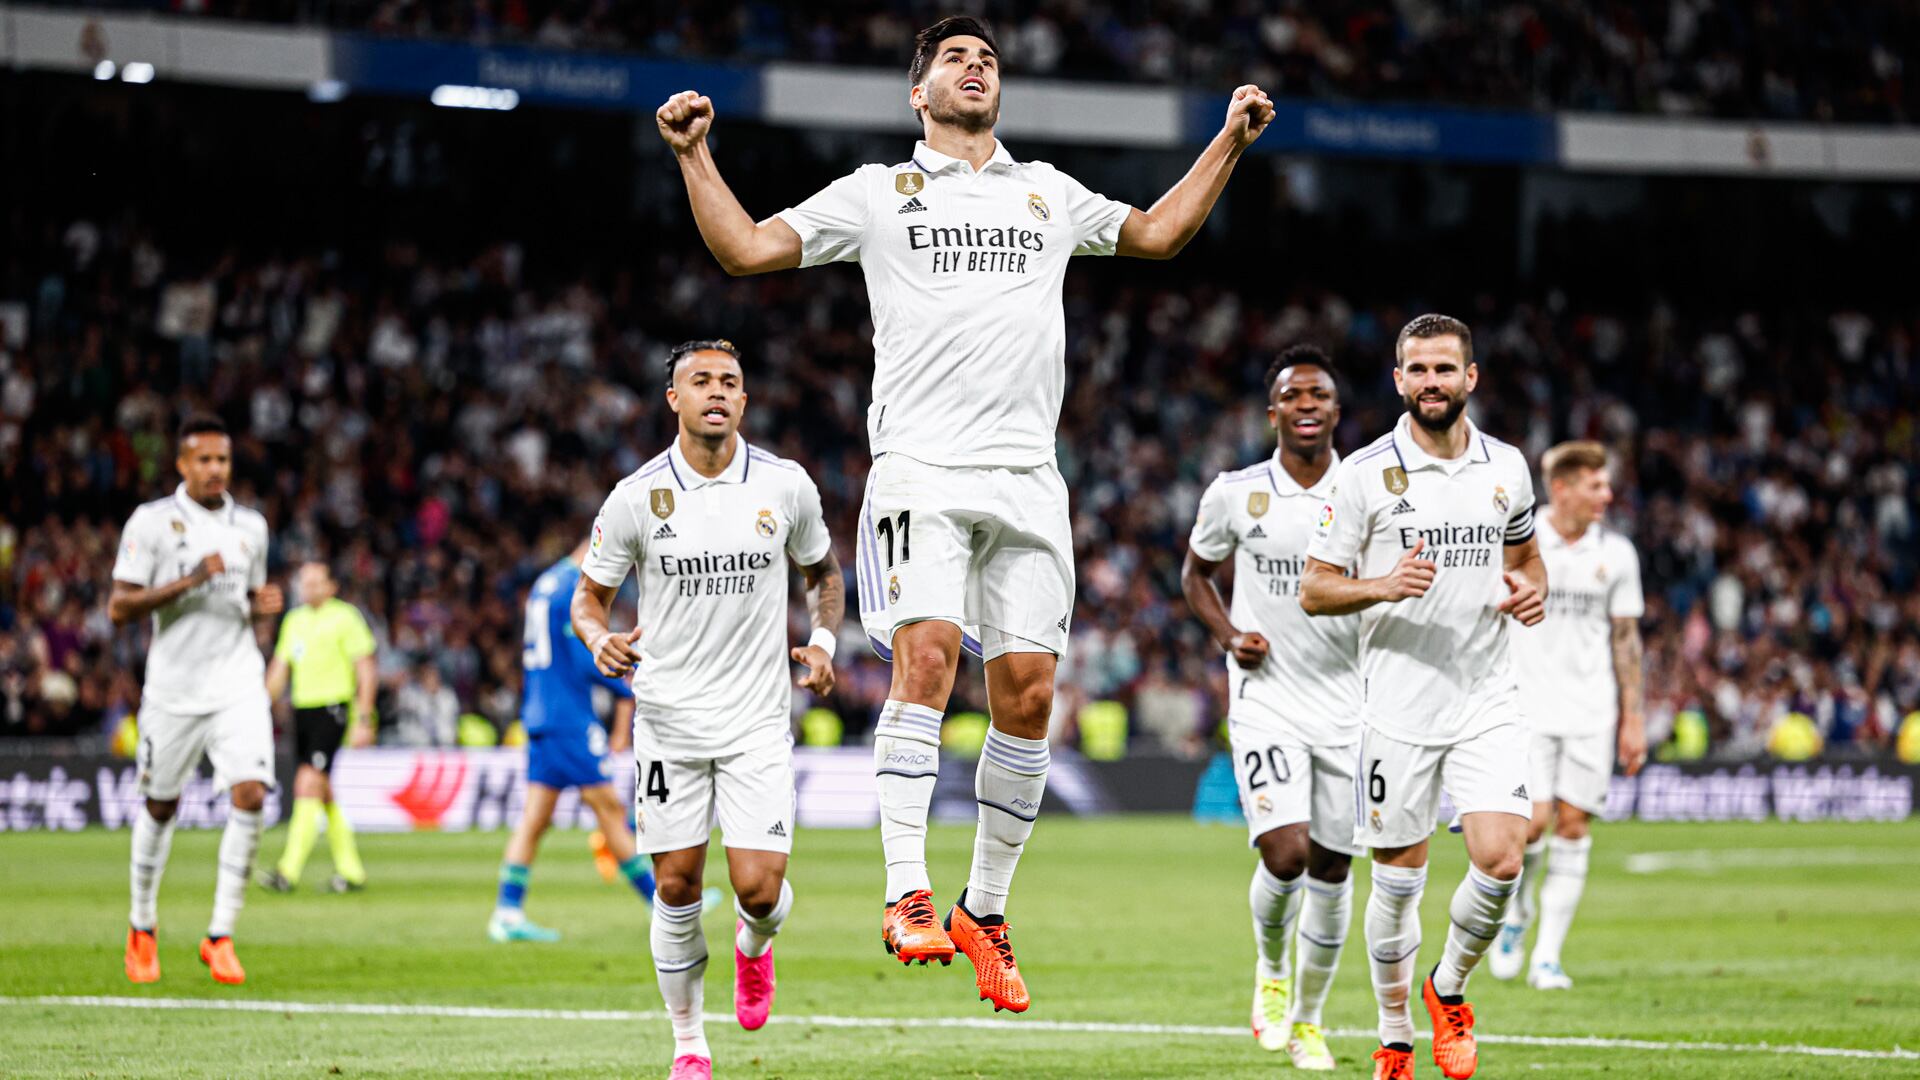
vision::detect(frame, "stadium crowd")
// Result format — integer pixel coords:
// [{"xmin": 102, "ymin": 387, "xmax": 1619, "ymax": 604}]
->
[
  {"xmin": 1, "ymin": 219, "xmax": 1916, "ymax": 762},
  {"xmin": 132, "ymin": 0, "xmax": 1919, "ymax": 122}
]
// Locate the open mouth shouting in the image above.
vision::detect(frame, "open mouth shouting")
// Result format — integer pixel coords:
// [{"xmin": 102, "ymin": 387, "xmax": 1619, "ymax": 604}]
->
[{"xmin": 959, "ymin": 74, "xmax": 988, "ymax": 97}]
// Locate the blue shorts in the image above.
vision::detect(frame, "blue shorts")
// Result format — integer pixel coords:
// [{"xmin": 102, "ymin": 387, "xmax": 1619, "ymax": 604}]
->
[{"xmin": 526, "ymin": 724, "xmax": 613, "ymax": 791}]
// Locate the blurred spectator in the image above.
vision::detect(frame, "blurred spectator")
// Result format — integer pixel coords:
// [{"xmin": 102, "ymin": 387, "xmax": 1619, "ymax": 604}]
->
[{"xmin": 392, "ymin": 659, "xmax": 460, "ymax": 748}]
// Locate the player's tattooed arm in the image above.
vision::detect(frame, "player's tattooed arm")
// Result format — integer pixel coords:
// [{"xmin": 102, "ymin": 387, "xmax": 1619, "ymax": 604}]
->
[
  {"xmin": 572, "ymin": 573, "xmax": 643, "ymax": 678},
  {"xmin": 1180, "ymin": 549, "xmax": 1268, "ymax": 669},
  {"xmin": 1612, "ymin": 617, "xmax": 1647, "ymax": 775},
  {"xmin": 656, "ymin": 90, "xmax": 803, "ymax": 275},
  {"xmin": 1498, "ymin": 536, "xmax": 1548, "ymax": 627},
  {"xmin": 792, "ymin": 551, "xmax": 844, "ymax": 696},
  {"xmin": 1300, "ymin": 544, "xmax": 1435, "ymax": 617},
  {"xmin": 107, "ymin": 553, "xmax": 224, "ymax": 626},
  {"xmin": 1116, "ymin": 84, "xmax": 1273, "ymax": 260}
]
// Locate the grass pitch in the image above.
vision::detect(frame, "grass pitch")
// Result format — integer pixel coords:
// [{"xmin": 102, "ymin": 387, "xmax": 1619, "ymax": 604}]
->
[{"xmin": 2, "ymin": 815, "xmax": 1916, "ymax": 1077}]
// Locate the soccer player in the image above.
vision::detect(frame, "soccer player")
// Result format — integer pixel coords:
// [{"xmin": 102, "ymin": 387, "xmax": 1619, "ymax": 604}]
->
[
  {"xmin": 572, "ymin": 340, "xmax": 842, "ymax": 1080},
  {"xmin": 1182, "ymin": 346, "xmax": 1359, "ymax": 1071},
  {"xmin": 655, "ymin": 15, "xmax": 1273, "ymax": 1012},
  {"xmin": 110, "ymin": 416, "xmax": 284, "ymax": 986},
  {"xmin": 486, "ymin": 539, "xmax": 663, "ymax": 944},
  {"xmin": 259, "ymin": 561, "xmax": 375, "ymax": 894},
  {"xmin": 1490, "ymin": 441, "xmax": 1646, "ymax": 990},
  {"xmin": 1302, "ymin": 315, "xmax": 1547, "ymax": 1080}
]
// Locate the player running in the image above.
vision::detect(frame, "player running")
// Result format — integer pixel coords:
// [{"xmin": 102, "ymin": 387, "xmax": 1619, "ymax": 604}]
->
[
  {"xmin": 259, "ymin": 561, "xmax": 375, "ymax": 894},
  {"xmin": 111, "ymin": 416, "xmax": 284, "ymax": 986},
  {"xmin": 1302, "ymin": 315, "xmax": 1547, "ymax": 1080},
  {"xmin": 1183, "ymin": 346, "xmax": 1359, "ymax": 1071},
  {"xmin": 655, "ymin": 15, "xmax": 1272, "ymax": 1012},
  {"xmin": 573, "ymin": 340, "xmax": 842, "ymax": 1080},
  {"xmin": 486, "ymin": 540, "xmax": 665, "ymax": 944},
  {"xmin": 1490, "ymin": 441, "xmax": 1647, "ymax": 990}
]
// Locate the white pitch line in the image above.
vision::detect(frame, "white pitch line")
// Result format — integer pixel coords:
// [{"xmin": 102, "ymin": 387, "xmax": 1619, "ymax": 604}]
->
[
  {"xmin": 1624, "ymin": 846, "xmax": 1911, "ymax": 875},
  {"xmin": 3, "ymin": 995, "xmax": 1913, "ymax": 1062}
]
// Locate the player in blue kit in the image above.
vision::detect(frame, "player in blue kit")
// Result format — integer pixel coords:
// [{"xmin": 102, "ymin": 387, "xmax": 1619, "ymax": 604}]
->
[{"xmin": 488, "ymin": 542, "xmax": 662, "ymax": 942}]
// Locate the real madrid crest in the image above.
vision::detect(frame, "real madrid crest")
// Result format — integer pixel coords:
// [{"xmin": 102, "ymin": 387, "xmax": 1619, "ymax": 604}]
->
[
  {"xmin": 1027, "ymin": 192, "xmax": 1050, "ymax": 221},
  {"xmin": 1383, "ymin": 466, "xmax": 1409, "ymax": 495},
  {"xmin": 888, "ymin": 574, "xmax": 902, "ymax": 604},
  {"xmin": 896, "ymin": 172, "xmax": 925, "ymax": 196},
  {"xmin": 756, "ymin": 508, "xmax": 777, "ymax": 538},
  {"xmin": 1247, "ymin": 492, "xmax": 1270, "ymax": 518},
  {"xmin": 650, "ymin": 488, "xmax": 675, "ymax": 520},
  {"xmin": 170, "ymin": 519, "xmax": 187, "ymax": 534},
  {"xmin": 1492, "ymin": 485, "xmax": 1510, "ymax": 514}
]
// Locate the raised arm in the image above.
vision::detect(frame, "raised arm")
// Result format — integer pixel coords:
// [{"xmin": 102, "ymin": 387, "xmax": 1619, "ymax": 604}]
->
[
  {"xmin": 1116, "ymin": 85, "xmax": 1273, "ymax": 260},
  {"xmin": 657, "ymin": 91, "xmax": 802, "ymax": 276},
  {"xmin": 1612, "ymin": 616, "xmax": 1646, "ymax": 775},
  {"xmin": 1300, "ymin": 543, "xmax": 1436, "ymax": 618},
  {"xmin": 572, "ymin": 573, "xmax": 643, "ymax": 678},
  {"xmin": 1180, "ymin": 550, "xmax": 1269, "ymax": 669},
  {"xmin": 790, "ymin": 550, "xmax": 845, "ymax": 696}
]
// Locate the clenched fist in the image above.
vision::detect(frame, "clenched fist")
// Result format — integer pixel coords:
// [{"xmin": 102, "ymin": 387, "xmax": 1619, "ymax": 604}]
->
[
  {"xmin": 1379, "ymin": 539, "xmax": 1437, "ymax": 602},
  {"xmin": 657, "ymin": 91, "xmax": 714, "ymax": 154},
  {"xmin": 1221, "ymin": 84, "xmax": 1275, "ymax": 149}
]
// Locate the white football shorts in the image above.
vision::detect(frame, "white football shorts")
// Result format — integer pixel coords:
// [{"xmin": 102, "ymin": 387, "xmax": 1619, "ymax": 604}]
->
[
  {"xmin": 136, "ymin": 688, "xmax": 275, "ymax": 800},
  {"xmin": 1229, "ymin": 713, "xmax": 1361, "ymax": 857},
  {"xmin": 855, "ymin": 452, "xmax": 1074, "ymax": 662},
  {"xmin": 1353, "ymin": 722, "xmax": 1532, "ymax": 850},
  {"xmin": 1527, "ymin": 730, "xmax": 1614, "ymax": 815},
  {"xmin": 631, "ymin": 729, "xmax": 795, "ymax": 856}
]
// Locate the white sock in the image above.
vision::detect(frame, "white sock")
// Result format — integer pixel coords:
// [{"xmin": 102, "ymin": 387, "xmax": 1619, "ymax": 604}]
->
[
  {"xmin": 1249, "ymin": 862, "xmax": 1304, "ymax": 981},
  {"xmin": 651, "ymin": 897, "xmax": 710, "ymax": 1060},
  {"xmin": 129, "ymin": 805, "xmax": 176, "ymax": 931},
  {"xmin": 206, "ymin": 807, "xmax": 262, "ymax": 939},
  {"xmin": 735, "ymin": 879, "xmax": 793, "ymax": 958},
  {"xmin": 1506, "ymin": 835, "xmax": 1547, "ymax": 928},
  {"xmin": 1292, "ymin": 873, "xmax": 1353, "ymax": 1027},
  {"xmin": 1366, "ymin": 862, "xmax": 1427, "ymax": 1047},
  {"xmin": 1531, "ymin": 835, "xmax": 1591, "ymax": 967},
  {"xmin": 874, "ymin": 699, "xmax": 942, "ymax": 902},
  {"xmin": 964, "ymin": 727, "xmax": 1049, "ymax": 919},
  {"xmin": 1432, "ymin": 863, "xmax": 1521, "ymax": 997}
]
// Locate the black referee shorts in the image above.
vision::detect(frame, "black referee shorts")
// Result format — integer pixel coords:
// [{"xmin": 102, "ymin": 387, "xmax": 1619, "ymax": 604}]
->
[{"xmin": 294, "ymin": 704, "xmax": 351, "ymax": 774}]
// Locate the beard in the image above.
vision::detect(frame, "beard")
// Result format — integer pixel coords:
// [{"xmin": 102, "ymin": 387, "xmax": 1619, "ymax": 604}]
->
[
  {"xmin": 923, "ymin": 82, "xmax": 1000, "ymax": 133},
  {"xmin": 1404, "ymin": 389, "xmax": 1467, "ymax": 432}
]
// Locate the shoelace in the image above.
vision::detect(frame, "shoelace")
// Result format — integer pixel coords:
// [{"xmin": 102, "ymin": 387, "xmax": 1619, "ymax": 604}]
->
[
  {"xmin": 896, "ymin": 894, "xmax": 941, "ymax": 930},
  {"xmin": 1436, "ymin": 1000, "xmax": 1476, "ymax": 1033},
  {"xmin": 1259, "ymin": 981, "xmax": 1288, "ymax": 1023},
  {"xmin": 981, "ymin": 923, "xmax": 1018, "ymax": 971}
]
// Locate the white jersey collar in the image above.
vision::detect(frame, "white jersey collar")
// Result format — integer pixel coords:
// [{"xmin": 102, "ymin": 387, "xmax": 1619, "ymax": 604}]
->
[
  {"xmin": 172, "ymin": 482, "xmax": 235, "ymax": 523},
  {"xmin": 667, "ymin": 436, "xmax": 751, "ymax": 490},
  {"xmin": 1390, "ymin": 412, "xmax": 1492, "ymax": 474},
  {"xmin": 1267, "ymin": 447, "xmax": 1341, "ymax": 497},
  {"xmin": 911, "ymin": 138, "xmax": 1017, "ymax": 176}
]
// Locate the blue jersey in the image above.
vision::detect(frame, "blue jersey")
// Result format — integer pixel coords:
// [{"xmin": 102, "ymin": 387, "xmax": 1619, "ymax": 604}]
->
[{"xmin": 521, "ymin": 558, "xmax": 631, "ymax": 736}]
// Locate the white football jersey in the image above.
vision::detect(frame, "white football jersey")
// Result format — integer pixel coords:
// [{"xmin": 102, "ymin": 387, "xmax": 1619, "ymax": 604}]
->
[
  {"xmin": 1512, "ymin": 509, "xmax": 1644, "ymax": 737},
  {"xmin": 776, "ymin": 139, "xmax": 1131, "ymax": 468},
  {"xmin": 1189, "ymin": 450, "xmax": 1360, "ymax": 746},
  {"xmin": 1307, "ymin": 414, "xmax": 1537, "ymax": 747},
  {"xmin": 581, "ymin": 439, "xmax": 832, "ymax": 759},
  {"xmin": 111, "ymin": 485, "xmax": 271, "ymax": 715}
]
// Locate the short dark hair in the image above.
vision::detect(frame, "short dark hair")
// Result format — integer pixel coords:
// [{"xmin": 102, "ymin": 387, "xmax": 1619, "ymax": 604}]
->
[
  {"xmin": 1543, "ymin": 440, "xmax": 1609, "ymax": 483},
  {"xmin": 1395, "ymin": 313, "xmax": 1473, "ymax": 367},
  {"xmin": 1266, "ymin": 344, "xmax": 1341, "ymax": 400},
  {"xmin": 664, "ymin": 338, "xmax": 742, "ymax": 387},
  {"xmin": 909, "ymin": 16, "xmax": 999, "ymax": 96},
  {"xmin": 176, "ymin": 414, "xmax": 228, "ymax": 445}
]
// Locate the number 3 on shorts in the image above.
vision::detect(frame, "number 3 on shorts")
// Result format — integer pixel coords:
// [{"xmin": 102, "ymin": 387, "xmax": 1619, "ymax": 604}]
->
[{"xmin": 642, "ymin": 760, "xmax": 671, "ymax": 803}]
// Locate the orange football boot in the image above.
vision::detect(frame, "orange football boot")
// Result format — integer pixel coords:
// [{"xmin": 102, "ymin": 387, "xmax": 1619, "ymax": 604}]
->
[
  {"xmin": 125, "ymin": 927, "xmax": 160, "ymax": 983},
  {"xmin": 1422, "ymin": 972, "xmax": 1478, "ymax": 1078},
  {"xmin": 1372, "ymin": 1043, "xmax": 1415, "ymax": 1080},
  {"xmin": 945, "ymin": 902, "xmax": 1029, "ymax": 1013},
  {"xmin": 880, "ymin": 890, "xmax": 955, "ymax": 966},
  {"xmin": 589, "ymin": 830, "xmax": 619, "ymax": 883},
  {"xmin": 199, "ymin": 936, "xmax": 246, "ymax": 985}
]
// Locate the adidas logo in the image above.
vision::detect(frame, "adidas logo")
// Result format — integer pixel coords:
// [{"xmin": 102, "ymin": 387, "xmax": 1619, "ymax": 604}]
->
[
  {"xmin": 1390, "ymin": 499, "xmax": 1416, "ymax": 515},
  {"xmin": 1246, "ymin": 524, "xmax": 1267, "ymax": 539},
  {"xmin": 652, "ymin": 523, "xmax": 676, "ymax": 540},
  {"xmin": 1056, "ymin": 613, "xmax": 1069, "ymax": 632},
  {"xmin": 1512, "ymin": 784, "xmax": 1528, "ymax": 799},
  {"xmin": 897, "ymin": 197, "xmax": 928, "ymax": 214},
  {"xmin": 766, "ymin": 821, "xmax": 787, "ymax": 838}
]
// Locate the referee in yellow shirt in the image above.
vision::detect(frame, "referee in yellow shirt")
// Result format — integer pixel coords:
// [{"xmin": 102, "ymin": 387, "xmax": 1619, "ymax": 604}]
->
[{"xmin": 259, "ymin": 561, "xmax": 376, "ymax": 892}]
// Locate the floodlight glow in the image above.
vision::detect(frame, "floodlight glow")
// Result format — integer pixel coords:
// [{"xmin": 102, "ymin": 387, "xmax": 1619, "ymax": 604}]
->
[
  {"xmin": 121, "ymin": 62, "xmax": 155, "ymax": 84},
  {"xmin": 308, "ymin": 80, "xmax": 348, "ymax": 104},
  {"xmin": 429, "ymin": 85, "xmax": 519, "ymax": 111},
  {"xmin": 93, "ymin": 60, "xmax": 116, "ymax": 81}
]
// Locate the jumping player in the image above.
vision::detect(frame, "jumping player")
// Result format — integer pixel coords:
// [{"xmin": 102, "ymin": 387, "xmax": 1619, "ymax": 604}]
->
[
  {"xmin": 1302, "ymin": 315, "xmax": 1547, "ymax": 1080},
  {"xmin": 655, "ymin": 14, "xmax": 1273, "ymax": 1012},
  {"xmin": 1183, "ymin": 346, "xmax": 1360, "ymax": 1070}
]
